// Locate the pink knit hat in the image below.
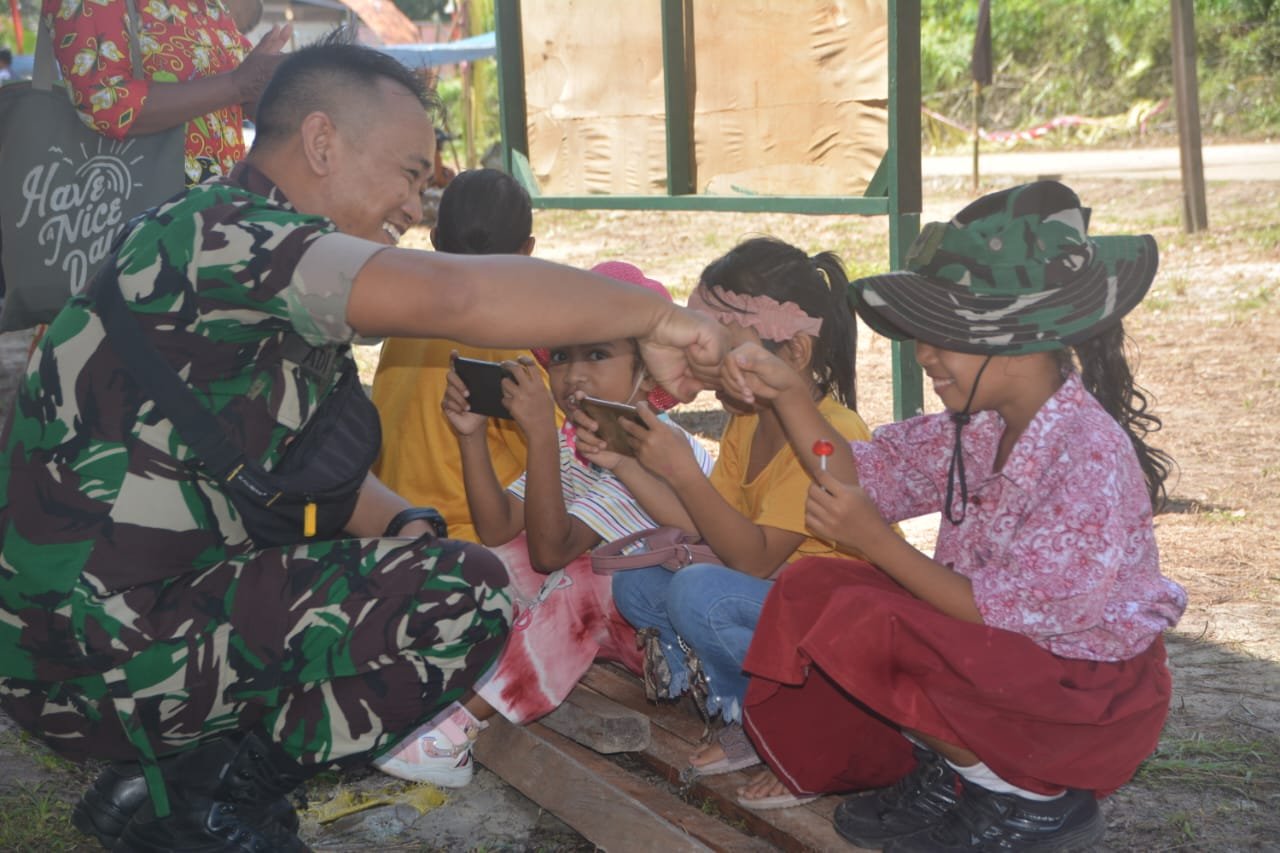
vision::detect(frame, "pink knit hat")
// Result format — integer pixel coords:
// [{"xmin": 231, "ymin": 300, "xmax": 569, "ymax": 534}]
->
[{"xmin": 532, "ymin": 261, "xmax": 680, "ymax": 412}]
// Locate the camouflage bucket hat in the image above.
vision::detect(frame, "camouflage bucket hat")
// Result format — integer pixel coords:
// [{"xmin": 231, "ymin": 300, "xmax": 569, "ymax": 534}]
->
[{"xmin": 848, "ymin": 181, "xmax": 1158, "ymax": 354}]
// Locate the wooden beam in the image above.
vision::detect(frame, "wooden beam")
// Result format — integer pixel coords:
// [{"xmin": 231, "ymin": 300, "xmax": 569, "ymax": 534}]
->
[
  {"xmin": 474, "ymin": 718, "xmax": 774, "ymax": 852},
  {"xmin": 539, "ymin": 686, "xmax": 651, "ymax": 754},
  {"xmin": 1170, "ymin": 0, "xmax": 1208, "ymax": 232},
  {"xmin": 581, "ymin": 665, "xmax": 866, "ymax": 852}
]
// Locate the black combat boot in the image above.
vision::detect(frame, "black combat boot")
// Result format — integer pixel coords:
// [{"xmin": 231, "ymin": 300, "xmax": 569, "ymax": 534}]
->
[
  {"xmin": 113, "ymin": 731, "xmax": 312, "ymax": 852},
  {"xmin": 73, "ymin": 762, "xmax": 151, "ymax": 849},
  {"xmin": 73, "ymin": 751, "xmax": 301, "ymax": 849}
]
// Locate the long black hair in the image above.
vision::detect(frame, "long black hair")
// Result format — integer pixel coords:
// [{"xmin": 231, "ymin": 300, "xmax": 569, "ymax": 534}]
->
[
  {"xmin": 699, "ymin": 237, "xmax": 857, "ymax": 407},
  {"xmin": 1057, "ymin": 323, "xmax": 1174, "ymax": 509}
]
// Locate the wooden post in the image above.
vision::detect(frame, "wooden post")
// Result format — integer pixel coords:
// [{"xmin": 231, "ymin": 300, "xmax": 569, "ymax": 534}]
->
[
  {"xmin": 888, "ymin": 0, "xmax": 923, "ymax": 421},
  {"xmin": 972, "ymin": 80, "xmax": 981, "ymax": 192},
  {"xmin": 1170, "ymin": 0, "xmax": 1208, "ymax": 232}
]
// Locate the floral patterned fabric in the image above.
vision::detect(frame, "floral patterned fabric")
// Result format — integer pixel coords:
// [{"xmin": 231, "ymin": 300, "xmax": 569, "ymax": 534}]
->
[
  {"xmin": 852, "ymin": 372, "xmax": 1187, "ymax": 661},
  {"xmin": 42, "ymin": 0, "xmax": 250, "ymax": 184}
]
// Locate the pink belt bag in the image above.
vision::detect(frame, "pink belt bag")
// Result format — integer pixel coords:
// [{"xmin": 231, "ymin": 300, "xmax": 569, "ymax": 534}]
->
[{"xmin": 591, "ymin": 526, "xmax": 724, "ymax": 575}]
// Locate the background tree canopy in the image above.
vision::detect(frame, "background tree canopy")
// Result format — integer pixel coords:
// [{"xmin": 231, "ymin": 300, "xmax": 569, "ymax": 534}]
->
[{"xmin": 922, "ymin": 0, "xmax": 1279, "ymax": 147}]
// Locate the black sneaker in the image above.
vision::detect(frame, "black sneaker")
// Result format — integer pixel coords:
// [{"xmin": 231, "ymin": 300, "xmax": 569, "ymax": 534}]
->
[
  {"xmin": 834, "ymin": 745, "xmax": 962, "ymax": 848},
  {"xmin": 886, "ymin": 784, "xmax": 1105, "ymax": 852}
]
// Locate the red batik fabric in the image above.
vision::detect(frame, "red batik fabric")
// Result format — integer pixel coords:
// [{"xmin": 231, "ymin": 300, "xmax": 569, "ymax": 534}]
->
[{"xmin": 43, "ymin": 0, "xmax": 250, "ymax": 184}]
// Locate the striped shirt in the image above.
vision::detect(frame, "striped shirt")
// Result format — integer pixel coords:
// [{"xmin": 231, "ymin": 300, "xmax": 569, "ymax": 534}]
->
[{"xmin": 508, "ymin": 416, "xmax": 714, "ymax": 552}]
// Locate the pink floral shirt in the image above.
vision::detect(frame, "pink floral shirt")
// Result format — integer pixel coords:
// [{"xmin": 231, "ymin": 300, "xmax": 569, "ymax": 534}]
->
[{"xmin": 853, "ymin": 372, "xmax": 1186, "ymax": 662}]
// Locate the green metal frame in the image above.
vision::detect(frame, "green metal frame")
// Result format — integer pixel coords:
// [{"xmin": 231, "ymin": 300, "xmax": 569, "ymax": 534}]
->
[{"xmin": 494, "ymin": 0, "xmax": 923, "ymax": 418}]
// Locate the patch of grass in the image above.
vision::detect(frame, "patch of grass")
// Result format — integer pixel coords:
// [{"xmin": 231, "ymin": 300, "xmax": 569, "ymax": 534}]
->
[
  {"xmin": 0, "ymin": 783, "xmax": 85, "ymax": 852},
  {"xmin": 1166, "ymin": 809, "xmax": 1198, "ymax": 845},
  {"xmin": 1198, "ymin": 507, "xmax": 1248, "ymax": 524},
  {"xmin": 1232, "ymin": 284, "xmax": 1275, "ymax": 315},
  {"xmin": 1134, "ymin": 734, "xmax": 1280, "ymax": 800},
  {"xmin": 1249, "ymin": 223, "xmax": 1280, "ymax": 256}
]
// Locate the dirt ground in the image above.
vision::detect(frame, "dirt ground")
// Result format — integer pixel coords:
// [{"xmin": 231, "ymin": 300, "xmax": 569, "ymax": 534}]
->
[{"xmin": 0, "ymin": 172, "xmax": 1276, "ymax": 851}]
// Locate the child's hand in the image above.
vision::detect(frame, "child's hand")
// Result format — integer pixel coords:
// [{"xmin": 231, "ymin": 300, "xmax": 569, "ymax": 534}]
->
[
  {"xmin": 569, "ymin": 407, "xmax": 627, "ymax": 470},
  {"xmin": 500, "ymin": 356, "xmax": 557, "ymax": 436},
  {"xmin": 624, "ymin": 404, "xmax": 702, "ymax": 486},
  {"xmin": 442, "ymin": 360, "xmax": 489, "ymax": 437},
  {"xmin": 722, "ymin": 342, "xmax": 807, "ymax": 406},
  {"xmin": 806, "ymin": 469, "xmax": 896, "ymax": 558}
]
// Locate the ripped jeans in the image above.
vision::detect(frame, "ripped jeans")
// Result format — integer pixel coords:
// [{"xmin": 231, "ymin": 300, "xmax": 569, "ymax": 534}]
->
[{"xmin": 611, "ymin": 563, "xmax": 772, "ymax": 723}]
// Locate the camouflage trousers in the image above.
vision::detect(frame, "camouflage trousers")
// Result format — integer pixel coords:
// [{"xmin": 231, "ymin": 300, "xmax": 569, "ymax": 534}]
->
[{"xmin": 0, "ymin": 535, "xmax": 512, "ymax": 768}]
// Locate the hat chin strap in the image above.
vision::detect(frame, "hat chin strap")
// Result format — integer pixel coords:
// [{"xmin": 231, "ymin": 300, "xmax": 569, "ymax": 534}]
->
[{"xmin": 944, "ymin": 354, "xmax": 994, "ymax": 526}]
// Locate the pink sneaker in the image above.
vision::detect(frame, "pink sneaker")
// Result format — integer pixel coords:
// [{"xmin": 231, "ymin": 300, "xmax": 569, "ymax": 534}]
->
[{"xmin": 373, "ymin": 707, "xmax": 488, "ymax": 788}]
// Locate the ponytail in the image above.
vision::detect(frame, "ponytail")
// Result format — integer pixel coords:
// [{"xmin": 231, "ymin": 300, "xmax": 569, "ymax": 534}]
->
[
  {"xmin": 1064, "ymin": 323, "xmax": 1174, "ymax": 509},
  {"xmin": 810, "ymin": 251, "xmax": 856, "ymax": 407}
]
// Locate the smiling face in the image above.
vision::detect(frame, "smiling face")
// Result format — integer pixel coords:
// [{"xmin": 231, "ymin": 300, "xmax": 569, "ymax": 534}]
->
[
  {"xmin": 544, "ymin": 340, "xmax": 650, "ymax": 414},
  {"xmin": 322, "ymin": 78, "xmax": 435, "ymax": 245}
]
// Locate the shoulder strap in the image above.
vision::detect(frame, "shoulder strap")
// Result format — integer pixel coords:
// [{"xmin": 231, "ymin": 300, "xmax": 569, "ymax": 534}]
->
[
  {"xmin": 590, "ymin": 527, "xmax": 689, "ymax": 574},
  {"xmin": 93, "ymin": 264, "xmax": 247, "ymax": 480}
]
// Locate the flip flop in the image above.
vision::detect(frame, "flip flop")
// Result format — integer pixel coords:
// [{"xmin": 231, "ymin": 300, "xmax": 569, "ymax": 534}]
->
[
  {"xmin": 737, "ymin": 790, "xmax": 821, "ymax": 811},
  {"xmin": 688, "ymin": 723, "xmax": 763, "ymax": 777}
]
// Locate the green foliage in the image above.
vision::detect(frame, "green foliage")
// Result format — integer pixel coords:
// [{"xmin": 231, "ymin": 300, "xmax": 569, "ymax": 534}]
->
[
  {"xmin": 392, "ymin": 0, "xmax": 451, "ymax": 24},
  {"xmin": 921, "ymin": 0, "xmax": 1280, "ymax": 149}
]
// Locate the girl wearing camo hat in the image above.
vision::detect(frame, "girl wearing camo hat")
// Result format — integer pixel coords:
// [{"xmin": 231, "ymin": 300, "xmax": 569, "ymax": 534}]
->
[{"xmin": 719, "ymin": 181, "xmax": 1187, "ymax": 851}]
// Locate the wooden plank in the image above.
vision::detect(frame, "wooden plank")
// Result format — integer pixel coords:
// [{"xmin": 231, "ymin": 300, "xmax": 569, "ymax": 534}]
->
[
  {"xmin": 580, "ymin": 663, "xmax": 708, "ymax": 743},
  {"xmin": 474, "ymin": 717, "xmax": 773, "ymax": 852},
  {"xmin": 539, "ymin": 685, "xmax": 651, "ymax": 754},
  {"xmin": 581, "ymin": 665, "xmax": 864, "ymax": 852},
  {"xmin": 626, "ymin": 713, "xmax": 858, "ymax": 853}
]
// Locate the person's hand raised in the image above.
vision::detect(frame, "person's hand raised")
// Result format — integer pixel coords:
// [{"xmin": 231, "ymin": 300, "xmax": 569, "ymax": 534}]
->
[
  {"xmin": 442, "ymin": 357, "xmax": 489, "ymax": 438},
  {"xmin": 500, "ymin": 357, "xmax": 557, "ymax": 437},
  {"xmin": 233, "ymin": 24, "xmax": 292, "ymax": 105},
  {"xmin": 637, "ymin": 306, "xmax": 728, "ymax": 402},
  {"xmin": 720, "ymin": 342, "xmax": 806, "ymax": 407}
]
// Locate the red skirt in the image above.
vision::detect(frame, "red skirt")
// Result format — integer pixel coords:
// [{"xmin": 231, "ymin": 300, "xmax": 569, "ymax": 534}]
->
[{"xmin": 742, "ymin": 558, "xmax": 1172, "ymax": 797}]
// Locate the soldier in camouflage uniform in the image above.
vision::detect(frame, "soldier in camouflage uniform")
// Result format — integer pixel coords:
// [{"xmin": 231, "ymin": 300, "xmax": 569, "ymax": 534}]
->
[{"xmin": 0, "ymin": 39, "xmax": 724, "ymax": 852}]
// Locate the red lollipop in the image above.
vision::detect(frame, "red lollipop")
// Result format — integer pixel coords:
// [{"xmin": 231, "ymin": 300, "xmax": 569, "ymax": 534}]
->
[{"xmin": 812, "ymin": 439, "xmax": 835, "ymax": 471}]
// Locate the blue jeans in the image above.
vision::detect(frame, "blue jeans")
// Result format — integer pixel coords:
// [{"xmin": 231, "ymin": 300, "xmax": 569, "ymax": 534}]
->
[{"xmin": 612, "ymin": 563, "xmax": 772, "ymax": 723}]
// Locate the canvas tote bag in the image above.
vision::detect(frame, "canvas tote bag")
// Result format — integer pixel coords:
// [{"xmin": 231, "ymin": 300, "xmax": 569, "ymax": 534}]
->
[{"xmin": 0, "ymin": 0, "xmax": 185, "ymax": 331}]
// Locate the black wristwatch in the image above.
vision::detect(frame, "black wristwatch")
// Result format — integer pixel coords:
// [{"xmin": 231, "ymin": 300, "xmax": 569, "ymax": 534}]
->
[{"xmin": 384, "ymin": 507, "xmax": 448, "ymax": 539}]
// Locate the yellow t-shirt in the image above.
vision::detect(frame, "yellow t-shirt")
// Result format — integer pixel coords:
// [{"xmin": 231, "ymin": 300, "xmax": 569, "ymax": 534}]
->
[
  {"xmin": 371, "ymin": 338, "xmax": 542, "ymax": 543},
  {"xmin": 708, "ymin": 396, "xmax": 875, "ymax": 564}
]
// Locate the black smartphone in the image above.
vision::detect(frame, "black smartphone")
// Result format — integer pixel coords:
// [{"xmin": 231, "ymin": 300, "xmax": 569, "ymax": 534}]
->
[
  {"xmin": 578, "ymin": 396, "xmax": 648, "ymax": 456},
  {"xmin": 452, "ymin": 356, "xmax": 515, "ymax": 419}
]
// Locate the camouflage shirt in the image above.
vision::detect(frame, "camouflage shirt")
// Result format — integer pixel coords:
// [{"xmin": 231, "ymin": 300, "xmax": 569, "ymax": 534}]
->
[{"xmin": 0, "ymin": 162, "xmax": 384, "ymax": 681}]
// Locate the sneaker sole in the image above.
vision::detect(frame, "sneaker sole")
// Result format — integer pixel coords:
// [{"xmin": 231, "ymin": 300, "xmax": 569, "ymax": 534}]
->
[{"xmin": 374, "ymin": 756, "xmax": 474, "ymax": 788}]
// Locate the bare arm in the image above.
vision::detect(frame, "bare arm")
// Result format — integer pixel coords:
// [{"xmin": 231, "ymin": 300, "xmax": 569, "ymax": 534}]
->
[
  {"xmin": 667, "ymin": 468, "xmax": 805, "ymax": 578},
  {"xmin": 500, "ymin": 360, "xmax": 601, "ymax": 571},
  {"xmin": 344, "ymin": 472, "xmax": 436, "ymax": 538},
  {"xmin": 724, "ymin": 342, "xmax": 858, "ymax": 482},
  {"xmin": 346, "ymin": 251, "xmax": 726, "ymax": 402},
  {"xmin": 620, "ymin": 408, "xmax": 802, "ymax": 577},
  {"xmin": 442, "ymin": 368, "xmax": 524, "ymax": 545},
  {"xmin": 457, "ymin": 430, "xmax": 525, "ymax": 546},
  {"xmin": 569, "ymin": 406, "xmax": 700, "ymax": 533},
  {"xmin": 609, "ymin": 457, "xmax": 698, "ymax": 532},
  {"xmin": 127, "ymin": 27, "xmax": 291, "ymax": 135},
  {"xmin": 806, "ymin": 472, "xmax": 982, "ymax": 622}
]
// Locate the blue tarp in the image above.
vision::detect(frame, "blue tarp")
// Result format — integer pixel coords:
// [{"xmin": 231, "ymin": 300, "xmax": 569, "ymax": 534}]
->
[
  {"xmin": 3, "ymin": 54, "xmax": 34, "ymax": 82},
  {"xmin": 377, "ymin": 31, "xmax": 495, "ymax": 68}
]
